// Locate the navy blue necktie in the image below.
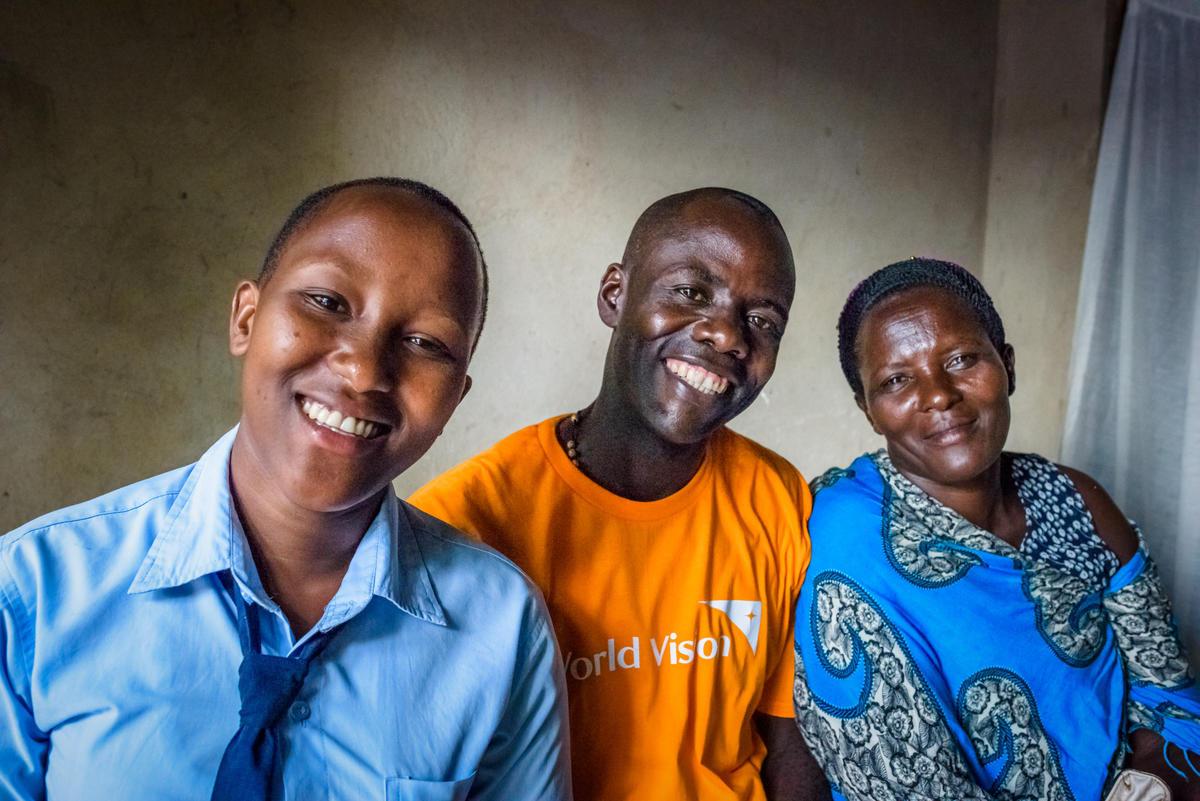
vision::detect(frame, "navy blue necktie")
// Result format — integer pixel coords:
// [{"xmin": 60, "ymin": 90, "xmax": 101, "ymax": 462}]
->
[{"xmin": 211, "ymin": 575, "xmax": 336, "ymax": 801}]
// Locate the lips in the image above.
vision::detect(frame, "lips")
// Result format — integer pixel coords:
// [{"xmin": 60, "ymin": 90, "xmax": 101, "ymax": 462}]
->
[
  {"xmin": 924, "ymin": 416, "xmax": 974, "ymax": 442},
  {"xmin": 300, "ymin": 398, "xmax": 388, "ymax": 439},
  {"xmin": 665, "ymin": 357, "xmax": 730, "ymax": 395}
]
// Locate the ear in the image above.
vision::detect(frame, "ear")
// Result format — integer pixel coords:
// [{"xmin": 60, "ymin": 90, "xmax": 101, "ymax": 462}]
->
[
  {"xmin": 229, "ymin": 280, "xmax": 260, "ymax": 356},
  {"xmin": 1002, "ymin": 343, "xmax": 1016, "ymax": 395},
  {"xmin": 855, "ymin": 393, "xmax": 883, "ymax": 436},
  {"xmin": 597, "ymin": 263, "xmax": 626, "ymax": 329}
]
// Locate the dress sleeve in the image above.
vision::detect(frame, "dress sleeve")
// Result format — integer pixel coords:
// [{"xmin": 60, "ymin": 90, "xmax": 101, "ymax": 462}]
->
[
  {"xmin": 1104, "ymin": 545, "xmax": 1200, "ymax": 754},
  {"xmin": 0, "ymin": 552, "xmax": 48, "ymax": 800},
  {"xmin": 469, "ymin": 590, "xmax": 572, "ymax": 801}
]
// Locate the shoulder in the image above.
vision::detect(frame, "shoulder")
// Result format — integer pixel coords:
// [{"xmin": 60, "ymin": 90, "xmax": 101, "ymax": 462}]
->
[
  {"xmin": 399, "ymin": 503, "xmax": 559, "ymax": 683},
  {"xmin": 1054, "ymin": 462, "xmax": 1138, "ymax": 564},
  {"xmin": 0, "ymin": 464, "xmax": 195, "ymax": 628},
  {"xmin": 807, "ymin": 454, "xmax": 888, "ymax": 548},
  {"xmin": 409, "ymin": 421, "xmax": 549, "ymax": 512},
  {"xmin": 2, "ymin": 464, "xmax": 191, "ymax": 561},
  {"xmin": 714, "ymin": 427, "xmax": 808, "ymax": 496},
  {"xmin": 402, "ymin": 501, "xmax": 546, "ymax": 607}
]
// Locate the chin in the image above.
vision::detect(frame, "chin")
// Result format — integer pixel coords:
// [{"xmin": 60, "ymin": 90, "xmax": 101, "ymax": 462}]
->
[
  {"xmin": 933, "ymin": 454, "xmax": 1002, "ymax": 486},
  {"xmin": 651, "ymin": 412, "xmax": 726, "ymax": 447}
]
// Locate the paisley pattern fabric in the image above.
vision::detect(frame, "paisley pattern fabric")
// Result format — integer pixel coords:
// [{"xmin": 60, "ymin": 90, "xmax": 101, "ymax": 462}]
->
[
  {"xmin": 796, "ymin": 573, "xmax": 991, "ymax": 801},
  {"xmin": 795, "ymin": 451, "xmax": 1200, "ymax": 801},
  {"xmin": 1108, "ymin": 560, "xmax": 1195, "ymax": 687},
  {"xmin": 956, "ymin": 669, "xmax": 1073, "ymax": 801}
]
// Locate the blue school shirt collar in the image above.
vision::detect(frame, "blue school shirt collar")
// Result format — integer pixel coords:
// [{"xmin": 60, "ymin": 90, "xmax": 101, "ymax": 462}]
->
[{"xmin": 126, "ymin": 426, "xmax": 447, "ymax": 629}]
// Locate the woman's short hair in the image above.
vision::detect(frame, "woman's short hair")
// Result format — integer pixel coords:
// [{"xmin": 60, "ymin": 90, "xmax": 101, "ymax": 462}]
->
[{"xmin": 837, "ymin": 257, "xmax": 1007, "ymax": 397}]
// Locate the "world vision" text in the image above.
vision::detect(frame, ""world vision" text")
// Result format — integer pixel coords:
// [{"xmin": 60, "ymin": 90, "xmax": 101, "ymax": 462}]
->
[{"xmin": 564, "ymin": 634, "xmax": 734, "ymax": 681}]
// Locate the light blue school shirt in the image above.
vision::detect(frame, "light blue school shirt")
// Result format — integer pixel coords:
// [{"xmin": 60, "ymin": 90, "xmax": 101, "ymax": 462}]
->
[{"xmin": 0, "ymin": 428, "xmax": 571, "ymax": 801}]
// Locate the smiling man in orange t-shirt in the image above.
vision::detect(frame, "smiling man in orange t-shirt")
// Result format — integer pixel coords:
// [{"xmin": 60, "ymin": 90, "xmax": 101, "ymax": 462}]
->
[{"xmin": 411, "ymin": 188, "xmax": 829, "ymax": 801}]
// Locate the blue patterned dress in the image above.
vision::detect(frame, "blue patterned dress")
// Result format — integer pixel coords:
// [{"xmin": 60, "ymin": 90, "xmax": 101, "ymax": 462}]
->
[{"xmin": 794, "ymin": 451, "xmax": 1200, "ymax": 801}]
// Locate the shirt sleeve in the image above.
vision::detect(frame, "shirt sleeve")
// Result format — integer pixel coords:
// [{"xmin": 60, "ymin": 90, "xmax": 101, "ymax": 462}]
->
[
  {"xmin": 0, "ymin": 553, "xmax": 48, "ymax": 800},
  {"xmin": 469, "ymin": 590, "xmax": 572, "ymax": 801},
  {"xmin": 757, "ymin": 475, "xmax": 812, "ymax": 719},
  {"xmin": 1105, "ymin": 547, "xmax": 1200, "ymax": 753}
]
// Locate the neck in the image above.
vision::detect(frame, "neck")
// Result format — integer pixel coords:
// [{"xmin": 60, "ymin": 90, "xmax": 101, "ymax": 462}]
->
[
  {"xmin": 897, "ymin": 453, "xmax": 1025, "ymax": 546},
  {"xmin": 565, "ymin": 393, "xmax": 709, "ymax": 502},
  {"xmin": 229, "ymin": 441, "xmax": 378, "ymax": 636}
]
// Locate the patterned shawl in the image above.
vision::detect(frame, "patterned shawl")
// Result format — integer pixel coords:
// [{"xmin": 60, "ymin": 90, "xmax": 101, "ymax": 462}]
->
[{"xmin": 794, "ymin": 451, "xmax": 1200, "ymax": 801}]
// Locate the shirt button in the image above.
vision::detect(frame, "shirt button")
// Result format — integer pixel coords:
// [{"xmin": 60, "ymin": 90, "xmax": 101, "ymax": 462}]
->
[{"xmin": 289, "ymin": 701, "xmax": 311, "ymax": 722}]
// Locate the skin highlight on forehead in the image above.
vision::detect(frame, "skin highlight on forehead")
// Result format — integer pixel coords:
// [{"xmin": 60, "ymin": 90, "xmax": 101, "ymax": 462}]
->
[
  {"xmin": 260, "ymin": 178, "xmax": 490, "ymax": 350},
  {"xmin": 855, "ymin": 286, "xmax": 996, "ymax": 393},
  {"xmin": 276, "ymin": 185, "xmax": 487, "ymax": 345},
  {"xmin": 621, "ymin": 188, "xmax": 795, "ymax": 289}
]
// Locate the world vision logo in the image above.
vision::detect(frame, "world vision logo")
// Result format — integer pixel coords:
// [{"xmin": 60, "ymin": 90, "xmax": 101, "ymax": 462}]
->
[
  {"xmin": 699, "ymin": 600, "xmax": 762, "ymax": 654},
  {"xmin": 563, "ymin": 600, "xmax": 762, "ymax": 682}
]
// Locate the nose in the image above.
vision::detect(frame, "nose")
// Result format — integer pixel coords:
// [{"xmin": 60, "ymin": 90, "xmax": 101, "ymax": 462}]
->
[
  {"xmin": 330, "ymin": 329, "xmax": 394, "ymax": 395},
  {"xmin": 692, "ymin": 308, "xmax": 748, "ymax": 359},
  {"xmin": 918, "ymin": 369, "xmax": 962, "ymax": 412}
]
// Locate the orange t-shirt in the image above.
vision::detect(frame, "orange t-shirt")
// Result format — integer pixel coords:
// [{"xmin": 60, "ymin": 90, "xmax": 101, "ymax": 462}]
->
[{"xmin": 409, "ymin": 416, "xmax": 812, "ymax": 801}]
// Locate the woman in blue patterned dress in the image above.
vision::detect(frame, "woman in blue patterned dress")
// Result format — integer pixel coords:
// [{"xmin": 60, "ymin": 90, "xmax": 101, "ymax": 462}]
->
[{"xmin": 794, "ymin": 258, "xmax": 1200, "ymax": 801}]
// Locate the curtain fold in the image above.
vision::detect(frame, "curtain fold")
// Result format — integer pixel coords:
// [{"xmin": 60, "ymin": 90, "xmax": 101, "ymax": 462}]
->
[{"xmin": 1063, "ymin": 0, "xmax": 1200, "ymax": 657}]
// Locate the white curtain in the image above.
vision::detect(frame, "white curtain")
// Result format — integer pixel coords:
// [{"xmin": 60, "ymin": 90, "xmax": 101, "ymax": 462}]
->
[{"xmin": 1063, "ymin": 0, "xmax": 1200, "ymax": 657}]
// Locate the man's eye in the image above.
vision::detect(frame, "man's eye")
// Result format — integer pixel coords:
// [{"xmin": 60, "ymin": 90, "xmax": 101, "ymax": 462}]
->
[
  {"xmin": 747, "ymin": 314, "xmax": 781, "ymax": 335},
  {"xmin": 881, "ymin": 374, "xmax": 907, "ymax": 390},
  {"xmin": 676, "ymin": 286, "xmax": 707, "ymax": 302}
]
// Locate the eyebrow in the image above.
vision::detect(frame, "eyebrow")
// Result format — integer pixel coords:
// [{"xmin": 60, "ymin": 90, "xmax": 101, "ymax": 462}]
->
[
  {"xmin": 753, "ymin": 297, "xmax": 790, "ymax": 323},
  {"xmin": 290, "ymin": 256, "xmax": 357, "ymax": 279}
]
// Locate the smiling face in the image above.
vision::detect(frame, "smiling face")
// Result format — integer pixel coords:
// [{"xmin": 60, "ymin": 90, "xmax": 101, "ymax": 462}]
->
[
  {"xmin": 598, "ymin": 193, "xmax": 795, "ymax": 446},
  {"xmin": 228, "ymin": 185, "xmax": 483, "ymax": 517},
  {"xmin": 855, "ymin": 286, "xmax": 1015, "ymax": 494}
]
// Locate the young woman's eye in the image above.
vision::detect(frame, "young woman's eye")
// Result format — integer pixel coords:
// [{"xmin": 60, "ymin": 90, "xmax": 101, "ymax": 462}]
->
[
  {"xmin": 406, "ymin": 335, "xmax": 452, "ymax": 359},
  {"xmin": 305, "ymin": 293, "xmax": 346, "ymax": 313}
]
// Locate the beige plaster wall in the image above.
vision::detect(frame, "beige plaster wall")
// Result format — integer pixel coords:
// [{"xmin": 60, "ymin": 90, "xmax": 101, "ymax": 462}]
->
[
  {"xmin": 3, "ymin": 0, "xmax": 1101, "ymax": 533},
  {"xmin": 979, "ymin": 0, "xmax": 1113, "ymax": 459}
]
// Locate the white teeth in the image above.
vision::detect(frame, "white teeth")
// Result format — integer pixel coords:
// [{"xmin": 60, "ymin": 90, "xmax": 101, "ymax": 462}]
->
[
  {"xmin": 301, "ymin": 399, "xmax": 381, "ymax": 439},
  {"xmin": 667, "ymin": 360, "xmax": 729, "ymax": 395}
]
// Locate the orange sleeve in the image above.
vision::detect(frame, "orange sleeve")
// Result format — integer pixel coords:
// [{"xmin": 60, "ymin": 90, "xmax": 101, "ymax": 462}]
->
[{"xmin": 755, "ymin": 472, "xmax": 812, "ymax": 719}]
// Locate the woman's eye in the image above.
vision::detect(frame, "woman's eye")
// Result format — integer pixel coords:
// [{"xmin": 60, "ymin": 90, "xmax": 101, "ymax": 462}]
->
[
  {"xmin": 881, "ymin": 374, "xmax": 907, "ymax": 390},
  {"xmin": 306, "ymin": 293, "xmax": 345, "ymax": 313},
  {"xmin": 407, "ymin": 336, "xmax": 451, "ymax": 358},
  {"xmin": 948, "ymin": 353, "xmax": 977, "ymax": 369}
]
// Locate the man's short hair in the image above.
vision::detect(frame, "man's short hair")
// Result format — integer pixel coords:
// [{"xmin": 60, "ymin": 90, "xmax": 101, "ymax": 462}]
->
[{"xmin": 621, "ymin": 187, "xmax": 788, "ymax": 268}]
